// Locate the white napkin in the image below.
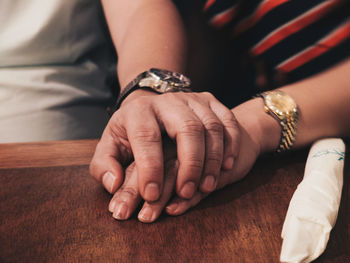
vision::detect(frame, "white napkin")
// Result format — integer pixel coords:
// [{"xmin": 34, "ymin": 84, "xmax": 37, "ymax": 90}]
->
[{"xmin": 280, "ymin": 138, "xmax": 345, "ymax": 263}]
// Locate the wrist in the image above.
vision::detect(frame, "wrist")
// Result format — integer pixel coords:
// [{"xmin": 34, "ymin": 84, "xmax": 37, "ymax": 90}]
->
[
  {"xmin": 232, "ymin": 98, "xmax": 281, "ymax": 155},
  {"xmin": 115, "ymin": 68, "xmax": 191, "ymax": 110},
  {"xmin": 120, "ymin": 89, "xmax": 158, "ymax": 107}
]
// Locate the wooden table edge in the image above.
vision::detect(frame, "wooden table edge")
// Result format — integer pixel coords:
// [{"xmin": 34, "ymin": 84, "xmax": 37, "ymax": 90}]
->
[{"xmin": 0, "ymin": 139, "xmax": 99, "ymax": 169}]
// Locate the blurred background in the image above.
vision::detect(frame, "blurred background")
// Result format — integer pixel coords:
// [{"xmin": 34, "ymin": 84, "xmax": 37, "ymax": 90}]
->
[{"xmin": 174, "ymin": 0, "xmax": 258, "ymax": 108}]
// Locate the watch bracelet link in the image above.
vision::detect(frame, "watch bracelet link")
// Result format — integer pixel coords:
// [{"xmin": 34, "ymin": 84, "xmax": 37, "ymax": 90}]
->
[
  {"xmin": 257, "ymin": 91, "xmax": 299, "ymax": 153},
  {"xmin": 277, "ymin": 114, "xmax": 298, "ymax": 152}
]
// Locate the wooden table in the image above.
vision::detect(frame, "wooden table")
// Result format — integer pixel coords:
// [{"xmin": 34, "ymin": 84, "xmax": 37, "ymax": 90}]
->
[{"xmin": 0, "ymin": 140, "xmax": 348, "ymax": 262}]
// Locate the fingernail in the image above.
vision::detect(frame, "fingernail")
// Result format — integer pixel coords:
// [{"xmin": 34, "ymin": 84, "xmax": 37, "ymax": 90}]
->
[
  {"xmin": 165, "ymin": 203, "xmax": 178, "ymax": 213},
  {"xmin": 102, "ymin": 171, "xmax": 117, "ymax": 193},
  {"xmin": 223, "ymin": 157, "xmax": 234, "ymax": 170},
  {"xmin": 138, "ymin": 207, "xmax": 154, "ymax": 222},
  {"xmin": 113, "ymin": 202, "xmax": 128, "ymax": 220},
  {"xmin": 109, "ymin": 199, "xmax": 117, "ymax": 213},
  {"xmin": 144, "ymin": 182, "xmax": 160, "ymax": 201},
  {"xmin": 201, "ymin": 175, "xmax": 216, "ymax": 192},
  {"xmin": 180, "ymin": 181, "xmax": 196, "ymax": 199}
]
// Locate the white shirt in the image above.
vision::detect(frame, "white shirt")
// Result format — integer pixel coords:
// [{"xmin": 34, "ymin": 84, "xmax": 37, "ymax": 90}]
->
[{"xmin": 0, "ymin": 0, "xmax": 116, "ymax": 142}]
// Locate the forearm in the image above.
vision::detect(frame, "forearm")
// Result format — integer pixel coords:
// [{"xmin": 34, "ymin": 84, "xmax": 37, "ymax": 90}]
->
[
  {"xmin": 281, "ymin": 59, "xmax": 350, "ymax": 146},
  {"xmin": 102, "ymin": 0, "xmax": 187, "ymax": 89},
  {"xmin": 233, "ymin": 58, "xmax": 350, "ymax": 154}
]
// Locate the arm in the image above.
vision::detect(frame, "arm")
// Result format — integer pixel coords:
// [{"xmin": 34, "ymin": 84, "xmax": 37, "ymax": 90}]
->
[
  {"xmin": 90, "ymin": 0, "xmax": 240, "ymax": 203},
  {"xmin": 101, "ymin": 0, "xmax": 187, "ymax": 88},
  {"xmin": 244, "ymin": 58, "xmax": 350, "ymax": 155},
  {"xmin": 107, "ymin": 59, "xmax": 350, "ymax": 222},
  {"xmin": 166, "ymin": 58, "xmax": 350, "ymax": 215}
]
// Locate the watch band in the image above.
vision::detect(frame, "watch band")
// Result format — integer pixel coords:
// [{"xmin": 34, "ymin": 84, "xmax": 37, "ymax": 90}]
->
[
  {"xmin": 257, "ymin": 91, "xmax": 299, "ymax": 153},
  {"xmin": 112, "ymin": 71, "xmax": 147, "ymax": 112},
  {"xmin": 112, "ymin": 68, "xmax": 191, "ymax": 112},
  {"xmin": 275, "ymin": 111, "xmax": 298, "ymax": 152}
]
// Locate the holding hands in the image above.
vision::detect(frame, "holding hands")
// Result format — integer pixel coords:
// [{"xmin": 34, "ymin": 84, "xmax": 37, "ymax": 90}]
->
[
  {"xmin": 90, "ymin": 90, "xmax": 265, "ymax": 222},
  {"xmin": 94, "ymin": 0, "xmax": 350, "ymax": 224},
  {"xmin": 105, "ymin": 110, "xmax": 260, "ymax": 223},
  {"xmin": 90, "ymin": 0, "xmax": 247, "ymax": 222},
  {"xmin": 91, "ymin": 59, "xmax": 350, "ymax": 222},
  {"xmin": 90, "ymin": 87, "xmax": 240, "ymax": 202}
]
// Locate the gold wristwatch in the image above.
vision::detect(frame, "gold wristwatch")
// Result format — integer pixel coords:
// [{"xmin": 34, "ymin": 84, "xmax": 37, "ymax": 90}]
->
[{"xmin": 257, "ymin": 90, "xmax": 299, "ymax": 152}]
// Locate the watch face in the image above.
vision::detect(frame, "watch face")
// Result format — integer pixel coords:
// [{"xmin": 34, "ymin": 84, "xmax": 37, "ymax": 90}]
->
[
  {"xmin": 265, "ymin": 91, "xmax": 297, "ymax": 115},
  {"xmin": 150, "ymin": 68, "xmax": 191, "ymax": 87}
]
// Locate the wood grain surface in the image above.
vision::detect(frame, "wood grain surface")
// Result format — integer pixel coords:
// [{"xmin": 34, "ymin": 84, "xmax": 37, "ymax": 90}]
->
[
  {"xmin": 0, "ymin": 140, "xmax": 349, "ymax": 263},
  {"xmin": 0, "ymin": 140, "xmax": 98, "ymax": 169}
]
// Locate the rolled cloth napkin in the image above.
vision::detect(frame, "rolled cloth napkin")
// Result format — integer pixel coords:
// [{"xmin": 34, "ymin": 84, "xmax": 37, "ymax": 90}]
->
[{"xmin": 280, "ymin": 138, "xmax": 345, "ymax": 263}]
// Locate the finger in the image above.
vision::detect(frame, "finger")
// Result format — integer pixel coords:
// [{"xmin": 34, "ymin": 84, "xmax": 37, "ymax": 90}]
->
[
  {"xmin": 138, "ymin": 159, "xmax": 178, "ymax": 223},
  {"xmin": 188, "ymin": 94, "xmax": 224, "ymax": 193},
  {"xmin": 122, "ymin": 100, "xmax": 164, "ymax": 202},
  {"xmin": 165, "ymin": 147, "xmax": 253, "ymax": 218},
  {"xmin": 209, "ymin": 99, "xmax": 240, "ymax": 171},
  {"xmin": 155, "ymin": 98, "xmax": 205, "ymax": 199},
  {"xmin": 109, "ymin": 163, "xmax": 142, "ymax": 220},
  {"xmin": 89, "ymin": 123, "xmax": 129, "ymax": 194},
  {"xmin": 165, "ymin": 191, "xmax": 207, "ymax": 216}
]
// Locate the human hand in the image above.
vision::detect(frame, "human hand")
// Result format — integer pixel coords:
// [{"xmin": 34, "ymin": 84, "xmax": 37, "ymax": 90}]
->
[
  {"xmin": 108, "ymin": 138, "xmax": 178, "ymax": 223},
  {"xmin": 108, "ymin": 118, "xmax": 260, "ymax": 223},
  {"xmin": 165, "ymin": 96, "xmax": 283, "ymax": 215},
  {"xmin": 165, "ymin": 122, "xmax": 260, "ymax": 216},
  {"xmin": 90, "ymin": 90, "xmax": 240, "ymax": 203}
]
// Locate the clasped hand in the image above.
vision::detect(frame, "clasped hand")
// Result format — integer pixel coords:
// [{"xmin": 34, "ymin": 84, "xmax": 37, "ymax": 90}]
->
[{"xmin": 90, "ymin": 91, "xmax": 258, "ymax": 222}]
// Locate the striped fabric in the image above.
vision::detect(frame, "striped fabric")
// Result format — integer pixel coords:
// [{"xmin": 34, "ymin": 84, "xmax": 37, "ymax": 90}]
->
[{"xmin": 203, "ymin": 0, "xmax": 350, "ymax": 89}]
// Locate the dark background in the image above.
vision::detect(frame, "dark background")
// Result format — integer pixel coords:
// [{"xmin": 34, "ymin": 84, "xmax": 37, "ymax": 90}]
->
[{"xmin": 174, "ymin": 0, "xmax": 258, "ymax": 108}]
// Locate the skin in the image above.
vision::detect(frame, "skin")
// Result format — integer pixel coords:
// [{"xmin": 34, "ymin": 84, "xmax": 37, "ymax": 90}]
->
[
  {"xmin": 89, "ymin": 0, "xmax": 240, "ymax": 203},
  {"xmin": 108, "ymin": 59, "xmax": 350, "ymax": 223},
  {"xmin": 109, "ymin": 123, "xmax": 257, "ymax": 222}
]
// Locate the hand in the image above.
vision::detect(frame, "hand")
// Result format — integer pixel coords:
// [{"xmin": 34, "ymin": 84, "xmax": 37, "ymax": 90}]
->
[
  {"xmin": 90, "ymin": 90, "xmax": 240, "ymax": 202},
  {"xmin": 108, "ymin": 138, "xmax": 178, "ymax": 223},
  {"xmin": 165, "ymin": 122, "xmax": 260, "ymax": 216},
  {"xmin": 108, "ymin": 117, "xmax": 260, "ymax": 223},
  {"xmin": 165, "ymin": 96, "xmax": 280, "ymax": 215}
]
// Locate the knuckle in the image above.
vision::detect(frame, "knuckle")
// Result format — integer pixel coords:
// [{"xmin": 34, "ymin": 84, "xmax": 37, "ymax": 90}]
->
[
  {"xmin": 110, "ymin": 108, "xmax": 130, "ymax": 127},
  {"xmin": 119, "ymin": 186, "xmax": 138, "ymax": 199},
  {"xmin": 182, "ymin": 157, "xmax": 203, "ymax": 172},
  {"xmin": 206, "ymin": 152, "xmax": 223, "ymax": 165},
  {"xmin": 201, "ymin": 91, "xmax": 215, "ymax": 100},
  {"xmin": 138, "ymin": 157, "xmax": 163, "ymax": 172},
  {"xmin": 109, "ymin": 115, "xmax": 127, "ymax": 137},
  {"xmin": 221, "ymin": 111, "xmax": 238, "ymax": 129},
  {"xmin": 133, "ymin": 128, "xmax": 161, "ymax": 143},
  {"xmin": 203, "ymin": 118, "xmax": 223, "ymax": 134},
  {"xmin": 180, "ymin": 119, "xmax": 204, "ymax": 135}
]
